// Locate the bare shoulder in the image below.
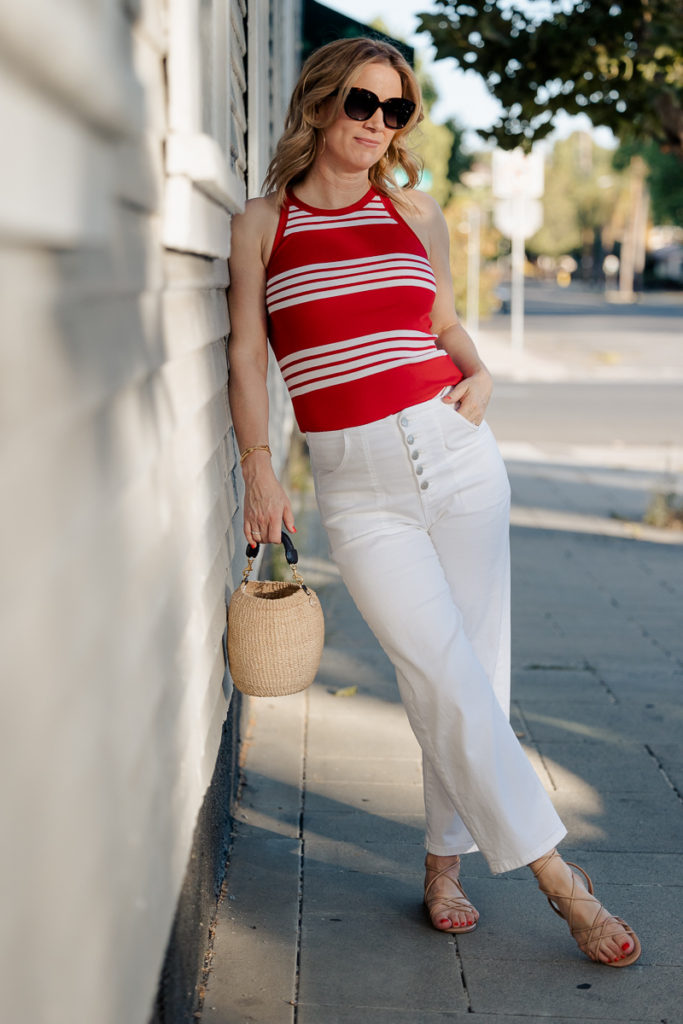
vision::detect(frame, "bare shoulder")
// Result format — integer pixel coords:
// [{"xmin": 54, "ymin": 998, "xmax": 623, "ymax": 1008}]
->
[
  {"xmin": 393, "ymin": 188, "xmax": 448, "ymax": 257},
  {"xmin": 235, "ymin": 193, "xmax": 279, "ymax": 226},
  {"xmin": 406, "ymin": 190, "xmax": 448, "ymax": 233},
  {"xmin": 231, "ymin": 194, "xmax": 281, "ymax": 265},
  {"xmin": 402, "ymin": 188, "xmax": 442, "ymax": 216}
]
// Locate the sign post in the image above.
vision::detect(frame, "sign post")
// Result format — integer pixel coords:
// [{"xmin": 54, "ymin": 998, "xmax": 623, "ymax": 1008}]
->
[
  {"xmin": 465, "ymin": 204, "xmax": 481, "ymax": 339},
  {"xmin": 492, "ymin": 150, "xmax": 544, "ymax": 351}
]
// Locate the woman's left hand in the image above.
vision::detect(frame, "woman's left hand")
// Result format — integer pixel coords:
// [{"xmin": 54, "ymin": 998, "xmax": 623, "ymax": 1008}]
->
[{"xmin": 441, "ymin": 368, "xmax": 493, "ymax": 426}]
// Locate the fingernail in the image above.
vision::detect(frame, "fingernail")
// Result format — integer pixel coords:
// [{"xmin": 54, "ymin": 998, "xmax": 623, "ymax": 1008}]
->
[{"xmin": 292, "ymin": 527, "xmax": 297, "ymax": 533}]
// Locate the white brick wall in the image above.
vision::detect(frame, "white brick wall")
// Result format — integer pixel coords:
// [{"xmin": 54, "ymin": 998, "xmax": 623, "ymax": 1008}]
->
[{"xmin": 0, "ymin": 1, "xmax": 298, "ymax": 1022}]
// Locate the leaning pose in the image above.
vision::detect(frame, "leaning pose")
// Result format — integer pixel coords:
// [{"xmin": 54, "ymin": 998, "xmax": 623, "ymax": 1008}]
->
[{"xmin": 227, "ymin": 36, "xmax": 640, "ymax": 967}]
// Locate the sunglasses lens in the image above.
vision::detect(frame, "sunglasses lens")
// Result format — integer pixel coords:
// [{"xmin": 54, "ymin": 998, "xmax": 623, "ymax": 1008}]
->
[
  {"xmin": 344, "ymin": 89, "xmax": 377, "ymax": 122},
  {"xmin": 383, "ymin": 99, "xmax": 415, "ymax": 129},
  {"xmin": 343, "ymin": 88, "xmax": 416, "ymax": 129}
]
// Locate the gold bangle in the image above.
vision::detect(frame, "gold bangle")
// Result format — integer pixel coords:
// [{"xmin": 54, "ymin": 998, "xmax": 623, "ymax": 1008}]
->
[{"xmin": 239, "ymin": 444, "xmax": 272, "ymax": 465}]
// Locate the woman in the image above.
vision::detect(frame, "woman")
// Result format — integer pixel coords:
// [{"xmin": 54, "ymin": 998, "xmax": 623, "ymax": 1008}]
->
[{"xmin": 227, "ymin": 36, "xmax": 640, "ymax": 967}]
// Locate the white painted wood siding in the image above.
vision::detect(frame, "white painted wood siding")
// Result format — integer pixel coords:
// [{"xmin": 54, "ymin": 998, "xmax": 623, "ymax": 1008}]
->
[{"xmin": 0, "ymin": 1, "xmax": 299, "ymax": 1022}]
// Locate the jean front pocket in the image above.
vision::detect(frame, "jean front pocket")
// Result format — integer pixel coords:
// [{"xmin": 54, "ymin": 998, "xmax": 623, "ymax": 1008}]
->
[
  {"xmin": 306, "ymin": 429, "xmax": 349, "ymax": 480},
  {"xmin": 438, "ymin": 400, "xmax": 482, "ymax": 449},
  {"xmin": 451, "ymin": 406, "xmax": 480, "ymax": 432}
]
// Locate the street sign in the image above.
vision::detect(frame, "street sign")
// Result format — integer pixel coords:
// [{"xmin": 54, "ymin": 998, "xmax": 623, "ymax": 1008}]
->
[
  {"xmin": 491, "ymin": 151, "xmax": 545, "ymax": 353},
  {"xmin": 493, "ymin": 196, "xmax": 543, "ymax": 240},
  {"xmin": 492, "ymin": 149, "xmax": 544, "ymax": 199}
]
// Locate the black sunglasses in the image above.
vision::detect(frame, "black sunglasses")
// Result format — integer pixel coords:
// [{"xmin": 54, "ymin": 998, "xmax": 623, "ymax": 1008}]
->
[{"xmin": 342, "ymin": 87, "xmax": 416, "ymax": 130}]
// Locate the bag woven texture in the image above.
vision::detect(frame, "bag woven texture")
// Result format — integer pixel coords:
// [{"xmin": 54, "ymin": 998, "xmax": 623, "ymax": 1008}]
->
[{"xmin": 228, "ymin": 537, "xmax": 324, "ymax": 697}]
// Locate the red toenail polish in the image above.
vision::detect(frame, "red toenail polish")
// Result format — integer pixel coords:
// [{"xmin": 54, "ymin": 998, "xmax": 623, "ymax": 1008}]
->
[
  {"xmin": 439, "ymin": 918, "xmax": 450, "ymax": 924},
  {"xmin": 621, "ymin": 942, "xmax": 630, "ymax": 951}
]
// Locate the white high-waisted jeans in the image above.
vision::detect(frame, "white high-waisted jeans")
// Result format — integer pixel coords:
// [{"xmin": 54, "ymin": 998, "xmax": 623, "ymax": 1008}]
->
[{"xmin": 307, "ymin": 389, "xmax": 567, "ymax": 874}]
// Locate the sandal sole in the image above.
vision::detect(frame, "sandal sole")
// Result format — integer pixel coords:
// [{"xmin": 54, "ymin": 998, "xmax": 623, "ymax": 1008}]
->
[{"xmin": 436, "ymin": 922, "xmax": 478, "ymax": 934}]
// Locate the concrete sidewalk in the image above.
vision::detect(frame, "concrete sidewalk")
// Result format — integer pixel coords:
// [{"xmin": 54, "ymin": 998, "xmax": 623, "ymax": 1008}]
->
[
  {"xmin": 202, "ymin": 495, "xmax": 683, "ymax": 1020},
  {"xmin": 201, "ymin": 318, "xmax": 683, "ymax": 1023}
]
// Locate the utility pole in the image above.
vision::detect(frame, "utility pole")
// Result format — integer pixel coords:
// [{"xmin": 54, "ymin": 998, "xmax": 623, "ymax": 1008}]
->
[
  {"xmin": 465, "ymin": 204, "xmax": 481, "ymax": 339},
  {"xmin": 618, "ymin": 155, "xmax": 649, "ymax": 301}
]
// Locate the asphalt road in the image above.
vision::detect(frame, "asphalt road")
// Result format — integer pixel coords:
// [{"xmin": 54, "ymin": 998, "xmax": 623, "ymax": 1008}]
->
[
  {"xmin": 487, "ymin": 381, "xmax": 683, "ymax": 447},
  {"xmin": 484, "ymin": 280, "xmax": 683, "ymax": 375}
]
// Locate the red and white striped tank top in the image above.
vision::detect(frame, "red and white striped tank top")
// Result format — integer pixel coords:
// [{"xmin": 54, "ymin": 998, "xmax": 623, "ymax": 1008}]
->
[{"xmin": 266, "ymin": 186, "xmax": 462, "ymax": 432}]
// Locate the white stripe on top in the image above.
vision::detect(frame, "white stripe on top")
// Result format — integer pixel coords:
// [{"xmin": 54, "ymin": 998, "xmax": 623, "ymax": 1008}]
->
[
  {"xmin": 283, "ymin": 197, "xmax": 395, "ymax": 237},
  {"xmin": 266, "ymin": 254, "xmax": 436, "ymax": 314},
  {"xmin": 278, "ymin": 329, "xmax": 435, "ymax": 372},
  {"xmin": 267, "ymin": 252, "xmax": 433, "ymax": 292},
  {"xmin": 278, "ymin": 330, "xmax": 451, "ymax": 399}
]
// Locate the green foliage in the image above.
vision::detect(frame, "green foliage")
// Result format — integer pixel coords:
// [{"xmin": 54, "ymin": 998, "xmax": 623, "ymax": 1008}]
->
[
  {"xmin": 369, "ymin": 18, "xmax": 472, "ymax": 204},
  {"xmin": 413, "ymin": 118, "xmax": 460, "ymax": 205},
  {"xmin": 444, "ymin": 119, "xmax": 474, "ymax": 184},
  {"xmin": 417, "ymin": 1, "xmax": 683, "ymax": 157},
  {"xmin": 406, "ymin": 55, "xmax": 475, "ymax": 204},
  {"xmin": 420, "ymin": 67, "xmax": 440, "ymax": 112},
  {"xmin": 647, "ymin": 150, "xmax": 683, "ymax": 224},
  {"xmin": 443, "ymin": 191, "xmax": 502, "ymax": 317},
  {"xmin": 410, "ymin": 56, "xmax": 458, "ymax": 204},
  {"xmin": 528, "ymin": 132, "xmax": 621, "ymax": 257},
  {"xmin": 643, "ymin": 492, "xmax": 683, "ymax": 529},
  {"xmin": 614, "ymin": 139, "xmax": 683, "ymax": 224}
]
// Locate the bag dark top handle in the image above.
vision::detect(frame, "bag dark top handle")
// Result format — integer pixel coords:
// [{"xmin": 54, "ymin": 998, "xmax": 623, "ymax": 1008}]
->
[{"xmin": 245, "ymin": 530, "xmax": 298, "ymax": 565}]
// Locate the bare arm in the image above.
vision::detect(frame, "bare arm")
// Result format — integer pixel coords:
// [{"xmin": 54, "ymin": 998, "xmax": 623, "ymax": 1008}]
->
[
  {"xmin": 227, "ymin": 199, "xmax": 295, "ymax": 545},
  {"xmin": 415, "ymin": 193, "xmax": 493, "ymax": 425}
]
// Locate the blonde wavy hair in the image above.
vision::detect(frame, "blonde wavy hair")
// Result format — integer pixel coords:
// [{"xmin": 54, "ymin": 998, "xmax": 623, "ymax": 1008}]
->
[{"xmin": 264, "ymin": 37, "xmax": 423, "ymax": 206}]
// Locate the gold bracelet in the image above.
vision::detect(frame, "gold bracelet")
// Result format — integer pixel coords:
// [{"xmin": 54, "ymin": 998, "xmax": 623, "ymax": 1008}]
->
[{"xmin": 239, "ymin": 444, "xmax": 272, "ymax": 465}]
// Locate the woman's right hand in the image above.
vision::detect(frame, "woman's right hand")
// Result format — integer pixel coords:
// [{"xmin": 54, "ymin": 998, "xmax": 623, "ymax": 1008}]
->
[{"xmin": 241, "ymin": 454, "xmax": 296, "ymax": 547}]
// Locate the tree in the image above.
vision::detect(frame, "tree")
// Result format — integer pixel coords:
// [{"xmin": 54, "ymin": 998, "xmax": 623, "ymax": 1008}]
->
[
  {"xmin": 417, "ymin": 1, "xmax": 683, "ymax": 158},
  {"xmin": 413, "ymin": 119, "xmax": 457, "ymax": 205},
  {"xmin": 443, "ymin": 189, "xmax": 503, "ymax": 318},
  {"xmin": 370, "ymin": 18, "xmax": 472, "ymax": 203},
  {"xmin": 444, "ymin": 118, "xmax": 474, "ymax": 185},
  {"xmin": 614, "ymin": 140, "xmax": 683, "ymax": 224},
  {"xmin": 410, "ymin": 54, "xmax": 474, "ymax": 204},
  {"xmin": 527, "ymin": 132, "xmax": 622, "ymax": 277}
]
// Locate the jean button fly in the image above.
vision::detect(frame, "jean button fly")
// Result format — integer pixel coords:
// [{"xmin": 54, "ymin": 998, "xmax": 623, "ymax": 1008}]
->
[
  {"xmin": 416, "ymin": 466, "xmax": 423, "ymax": 476},
  {"xmin": 400, "ymin": 416, "xmax": 409, "ymax": 427},
  {"xmin": 411, "ymin": 450, "xmax": 420, "ymax": 460},
  {"xmin": 420, "ymin": 481, "xmax": 429, "ymax": 490},
  {"xmin": 406, "ymin": 434, "xmax": 415, "ymax": 444}
]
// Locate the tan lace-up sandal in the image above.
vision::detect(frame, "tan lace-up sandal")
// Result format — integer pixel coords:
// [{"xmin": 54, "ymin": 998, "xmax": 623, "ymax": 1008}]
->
[
  {"xmin": 533, "ymin": 850, "xmax": 641, "ymax": 967},
  {"xmin": 424, "ymin": 855, "xmax": 478, "ymax": 934}
]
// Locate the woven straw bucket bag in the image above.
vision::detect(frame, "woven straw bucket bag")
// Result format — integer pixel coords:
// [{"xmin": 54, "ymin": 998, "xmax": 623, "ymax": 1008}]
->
[{"xmin": 227, "ymin": 532, "xmax": 325, "ymax": 697}]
